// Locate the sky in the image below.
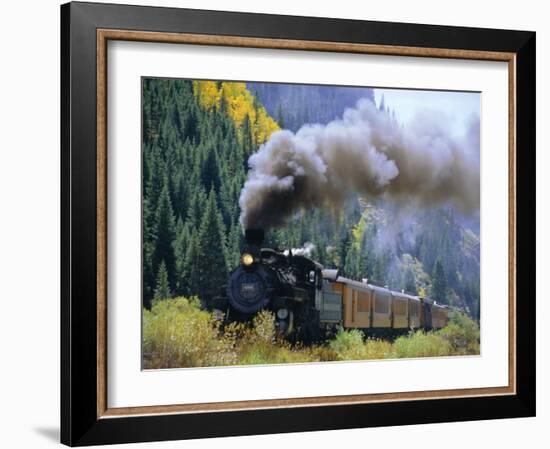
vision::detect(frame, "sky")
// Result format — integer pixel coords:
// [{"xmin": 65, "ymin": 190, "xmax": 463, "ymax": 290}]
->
[{"xmin": 374, "ymin": 88, "xmax": 480, "ymax": 139}]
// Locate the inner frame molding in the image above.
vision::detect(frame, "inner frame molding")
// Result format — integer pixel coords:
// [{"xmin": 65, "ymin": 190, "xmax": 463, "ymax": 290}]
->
[{"xmin": 96, "ymin": 28, "xmax": 516, "ymax": 419}]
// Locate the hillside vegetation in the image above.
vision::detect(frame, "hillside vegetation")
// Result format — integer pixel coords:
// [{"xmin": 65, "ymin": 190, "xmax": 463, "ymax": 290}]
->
[
  {"xmin": 142, "ymin": 78, "xmax": 480, "ymax": 318},
  {"xmin": 143, "ymin": 297, "xmax": 480, "ymax": 369}
]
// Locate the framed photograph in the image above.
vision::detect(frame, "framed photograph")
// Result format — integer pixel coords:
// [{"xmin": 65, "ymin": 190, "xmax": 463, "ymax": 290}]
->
[{"xmin": 61, "ymin": 1, "xmax": 535, "ymax": 446}]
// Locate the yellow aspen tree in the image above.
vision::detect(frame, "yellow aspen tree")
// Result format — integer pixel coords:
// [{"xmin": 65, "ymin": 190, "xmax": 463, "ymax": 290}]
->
[{"xmin": 192, "ymin": 80, "xmax": 221, "ymax": 111}]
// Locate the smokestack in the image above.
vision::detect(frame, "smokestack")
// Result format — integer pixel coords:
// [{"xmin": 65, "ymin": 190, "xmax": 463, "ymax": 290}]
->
[{"xmin": 245, "ymin": 229, "xmax": 265, "ymax": 247}]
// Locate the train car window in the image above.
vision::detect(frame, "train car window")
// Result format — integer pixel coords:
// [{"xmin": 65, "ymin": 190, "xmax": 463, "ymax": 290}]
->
[
  {"xmin": 394, "ymin": 299, "xmax": 407, "ymax": 315},
  {"xmin": 357, "ymin": 291, "xmax": 370, "ymax": 313},
  {"xmin": 410, "ymin": 302, "xmax": 419, "ymax": 317},
  {"xmin": 374, "ymin": 292, "xmax": 389, "ymax": 314},
  {"xmin": 309, "ymin": 270, "xmax": 315, "ymax": 283}
]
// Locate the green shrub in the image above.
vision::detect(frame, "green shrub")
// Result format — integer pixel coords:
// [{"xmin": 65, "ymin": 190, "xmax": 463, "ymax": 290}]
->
[
  {"xmin": 329, "ymin": 329, "xmax": 367, "ymax": 360},
  {"xmin": 438, "ymin": 312, "xmax": 480, "ymax": 355},
  {"xmin": 391, "ymin": 331, "xmax": 453, "ymax": 358},
  {"xmin": 143, "ymin": 297, "xmax": 237, "ymax": 368},
  {"xmin": 362, "ymin": 338, "xmax": 394, "ymax": 360},
  {"xmin": 238, "ymin": 343, "xmax": 318, "ymax": 365},
  {"xmin": 236, "ymin": 311, "xmax": 321, "ymax": 365},
  {"xmin": 309, "ymin": 345, "xmax": 339, "ymax": 362},
  {"xmin": 251, "ymin": 310, "xmax": 276, "ymax": 345}
]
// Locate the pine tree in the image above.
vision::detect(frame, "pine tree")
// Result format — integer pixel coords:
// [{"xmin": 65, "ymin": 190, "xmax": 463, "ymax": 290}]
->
[
  {"xmin": 173, "ymin": 218, "xmax": 190, "ymax": 295},
  {"xmin": 142, "ymin": 197, "xmax": 156, "ymax": 307},
  {"xmin": 344, "ymin": 246, "xmax": 360, "ymax": 278},
  {"xmin": 186, "ymin": 185, "xmax": 207, "ymax": 229},
  {"xmin": 201, "ymin": 146, "xmax": 221, "ymax": 193},
  {"xmin": 226, "ymin": 223, "xmax": 242, "ymax": 269},
  {"xmin": 404, "ymin": 268, "xmax": 417, "ymax": 294},
  {"xmin": 181, "ymin": 231, "xmax": 201, "ymax": 296},
  {"xmin": 373, "ymin": 251, "xmax": 389, "ymax": 286},
  {"xmin": 387, "ymin": 256, "xmax": 403, "ymax": 291},
  {"xmin": 431, "ymin": 259, "xmax": 447, "ymax": 301},
  {"xmin": 358, "ymin": 245, "xmax": 369, "ymax": 280},
  {"xmin": 144, "ymin": 146, "xmax": 164, "ymax": 226},
  {"xmin": 153, "ymin": 180, "xmax": 176, "ymax": 290},
  {"xmin": 276, "ymin": 103, "xmax": 285, "ymax": 129},
  {"xmin": 196, "ymin": 189, "xmax": 229, "ymax": 307},
  {"xmin": 153, "ymin": 260, "xmax": 171, "ymax": 300},
  {"xmin": 241, "ymin": 114, "xmax": 253, "ymax": 153}
]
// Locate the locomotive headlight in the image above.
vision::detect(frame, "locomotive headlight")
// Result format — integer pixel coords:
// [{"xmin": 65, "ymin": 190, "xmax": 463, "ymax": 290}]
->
[
  {"xmin": 276, "ymin": 308, "xmax": 289, "ymax": 320},
  {"xmin": 241, "ymin": 253, "xmax": 254, "ymax": 266}
]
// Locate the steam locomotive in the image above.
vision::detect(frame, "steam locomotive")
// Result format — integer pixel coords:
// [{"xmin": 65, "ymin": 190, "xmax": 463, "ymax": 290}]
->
[{"xmin": 212, "ymin": 229, "xmax": 450, "ymax": 343}]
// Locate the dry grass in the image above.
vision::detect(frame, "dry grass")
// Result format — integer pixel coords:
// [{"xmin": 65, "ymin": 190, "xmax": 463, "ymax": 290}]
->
[{"xmin": 143, "ymin": 297, "xmax": 480, "ymax": 369}]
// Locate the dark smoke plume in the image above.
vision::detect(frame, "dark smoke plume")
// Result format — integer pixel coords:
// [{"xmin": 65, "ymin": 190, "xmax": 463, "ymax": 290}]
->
[{"xmin": 239, "ymin": 99, "xmax": 479, "ymax": 230}]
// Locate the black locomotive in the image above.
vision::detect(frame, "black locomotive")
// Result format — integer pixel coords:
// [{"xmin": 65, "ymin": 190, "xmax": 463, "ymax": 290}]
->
[{"xmin": 212, "ymin": 229, "xmax": 323, "ymax": 342}]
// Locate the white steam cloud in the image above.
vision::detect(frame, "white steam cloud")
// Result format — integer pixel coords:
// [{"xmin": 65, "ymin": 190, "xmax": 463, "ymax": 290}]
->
[
  {"xmin": 283, "ymin": 242, "xmax": 316, "ymax": 257},
  {"xmin": 239, "ymin": 99, "xmax": 480, "ymax": 230}
]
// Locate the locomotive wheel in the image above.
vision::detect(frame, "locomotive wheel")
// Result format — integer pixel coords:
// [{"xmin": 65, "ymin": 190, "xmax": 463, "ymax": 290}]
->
[
  {"xmin": 275, "ymin": 311, "xmax": 293, "ymax": 338},
  {"xmin": 301, "ymin": 319, "xmax": 321, "ymax": 344},
  {"xmin": 290, "ymin": 309, "xmax": 321, "ymax": 345}
]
